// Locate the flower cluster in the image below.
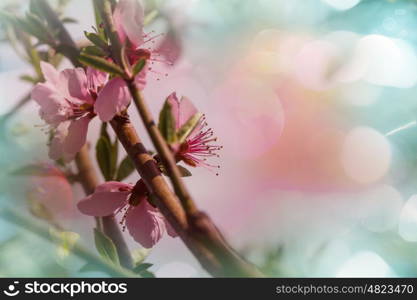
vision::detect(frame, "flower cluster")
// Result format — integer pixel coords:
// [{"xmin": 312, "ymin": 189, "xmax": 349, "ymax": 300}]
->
[{"xmin": 31, "ymin": 0, "xmax": 221, "ymax": 248}]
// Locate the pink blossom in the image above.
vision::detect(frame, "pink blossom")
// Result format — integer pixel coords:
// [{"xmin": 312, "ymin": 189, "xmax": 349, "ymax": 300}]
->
[
  {"xmin": 32, "ymin": 62, "xmax": 131, "ymax": 159},
  {"xmin": 112, "ymin": 0, "xmax": 170, "ymax": 83},
  {"xmin": 26, "ymin": 162, "xmax": 74, "ymax": 219},
  {"xmin": 167, "ymin": 92, "xmax": 222, "ymax": 172},
  {"xmin": 77, "ymin": 180, "xmax": 177, "ymax": 248}
]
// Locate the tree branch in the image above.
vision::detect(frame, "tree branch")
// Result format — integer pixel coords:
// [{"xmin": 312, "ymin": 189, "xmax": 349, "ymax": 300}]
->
[
  {"xmin": 37, "ymin": 0, "xmax": 133, "ymax": 270},
  {"xmin": 0, "ymin": 207, "xmax": 137, "ymax": 277},
  {"xmin": 98, "ymin": 0, "xmax": 262, "ymax": 277}
]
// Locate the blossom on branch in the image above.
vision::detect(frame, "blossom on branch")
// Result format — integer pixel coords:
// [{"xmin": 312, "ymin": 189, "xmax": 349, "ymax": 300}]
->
[
  {"xmin": 31, "ymin": 62, "xmax": 132, "ymax": 160},
  {"xmin": 77, "ymin": 180, "xmax": 177, "ymax": 248},
  {"xmin": 159, "ymin": 92, "xmax": 222, "ymax": 173},
  {"xmin": 112, "ymin": 0, "xmax": 170, "ymax": 80}
]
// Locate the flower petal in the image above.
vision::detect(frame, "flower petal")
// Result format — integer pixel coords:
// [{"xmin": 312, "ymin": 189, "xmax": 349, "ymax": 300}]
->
[
  {"xmin": 49, "ymin": 121, "xmax": 74, "ymax": 161},
  {"xmin": 95, "ymin": 77, "xmax": 130, "ymax": 122},
  {"xmin": 31, "ymin": 82, "xmax": 71, "ymax": 126},
  {"xmin": 59, "ymin": 68, "xmax": 93, "ymax": 104},
  {"xmin": 87, "ymin": 67, "xmax": 108, "ymax": 93},
  {"xmin": 62, "ymin": 116, "xmax": 91, "ymax": 156},
  {"xmin": 113, "ymin": 0, "xmax": 144, "ymax": 47},
  {"xmin": 164, "ymin": 217, "xmax": 178, "ymax": 238},
  {"xmin": 167, "ymin": 92, "xmax": 198, "ymax": 129},
  {"xmin": 156, "ymin": 30, "xmax": 182, "ymax": 64},
  {"xmin": 40, "ymin": 62, "xmax": 61, "ymax": 86},
  {"xmin": 126, "ymin": 200, "xmax": 166, "ymax": 248},
  {"xmin": 77, "ymin": 191, "xmax": 130, "ymax": 216}
]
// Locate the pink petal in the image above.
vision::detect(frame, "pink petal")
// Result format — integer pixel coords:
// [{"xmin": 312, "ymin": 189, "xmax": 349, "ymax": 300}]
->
[
  {"xmin": 31, "ymin": 82, "xmax": 71, "ymax": 126},
  {"xmin": 40, "ymin": 62, "xmax": 60, "ymax": 86},
  {"xmin": 164, "ymin": 217, "xmax": 178, "ymax": 238},
  {"xmin": 62, "ymin": 115, "xmax": 91, "ymax": 156},
  {"xmin": 48, "ymin": 121, "xmax": 74, "ymax": 161},
  {"xmin": 95, "ymin": 181, "xmax": 133, "ymax": 193},
  {"xmin": 59, "ymin": 68, "xmax": 93, "ymax": 104},
  {"xmin": 77, "ymin": 191, "xmax": 130, "ymax": 216},
  {"xmin": 95, "ymin": 77, "xmax": 131, "ymax": 122},
  {"xmin": 113, "ymin": 0, "xmax": 144, "ymax": 47},
  {"xmin": 112, "ymin": 1, "xmax": 127, "ymax": 44},
  {"xmin": 156, "ymin": 30, "xmax": 182, "ymax": 65},
  {"xmin": 166, "ymin": 92, "xmax": 198, "ymax": 129},
  {"xmin": 126, "ymin": 200, "xmax": 166, "ymax": 248},
  {"xmin": 86, "ymin": 67, "xmax": 108, "ymax": 93}
]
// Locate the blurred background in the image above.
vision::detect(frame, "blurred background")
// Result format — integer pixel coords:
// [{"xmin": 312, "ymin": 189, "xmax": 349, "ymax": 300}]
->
[{"xmin": 1, "ymin": 0, "xmax": 417, "ymax": 277}]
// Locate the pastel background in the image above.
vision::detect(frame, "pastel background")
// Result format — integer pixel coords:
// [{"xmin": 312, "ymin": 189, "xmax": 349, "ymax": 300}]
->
[{"xmin": 1, "ymin": 0, "xmax": 417, "ymax": 277}]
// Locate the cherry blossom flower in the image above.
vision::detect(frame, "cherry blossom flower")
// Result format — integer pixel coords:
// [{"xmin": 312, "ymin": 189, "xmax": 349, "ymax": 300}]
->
[
  {"xmin": 77, "ymin": 180, "xmax": 177, "ymax": 248},
  {"xmin": 20, "ymin": 162, "xmax": 74, "ymax": 219},
  {"xmin": 166, "ymin": 92, "xmax": 222, "ymax": 172},
  {"xmin": 31, "ymin": 62, "xmax": 131, "ymax": 160},
  {"xmin": 112, "ymin": 0, "xmax": 170, "ymax": 81}
]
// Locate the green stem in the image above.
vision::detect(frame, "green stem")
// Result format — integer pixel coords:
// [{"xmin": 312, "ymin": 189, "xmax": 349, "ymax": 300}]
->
[{"xmin": 0, "ymin": 207, "xmax": 137, "ymax": 277}]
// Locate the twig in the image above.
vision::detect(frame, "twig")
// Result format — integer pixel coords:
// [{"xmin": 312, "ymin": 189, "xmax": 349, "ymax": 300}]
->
[
  {"xmin": 0, "ymin": 207, "xmax": 137, "ymax": 277},
  {"xmin": 36, "ymin": 0, "xmax": 133, "ymax": 270},
  {"xmin": 98, "ymin": 0, "xmax": 262, "ymax": 277}
]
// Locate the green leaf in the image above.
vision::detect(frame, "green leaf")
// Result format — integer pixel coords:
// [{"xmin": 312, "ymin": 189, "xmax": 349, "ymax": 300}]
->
[
  {"xmin": 96, "ymin": 136, "xmax": 113, "ymax": 181},
  {"xmin": 177, "ymin": 165, "xmax": 192, "ymax": 177},
  {"xmin": 14, "ymin": 17, "xmax": 43, "ymax": 43},
  {"xmin": 133, "ymin": 263, "xmax": 153, "ymax": 274},
  {"xmin": 116, "ymin": 156, "xmax": 136, "ymax": 181},
  {"xmin": 177, "ymin": 112, "xmax": 203, "ymax": 144},
  {"xmin": 139, "ymin": 270, "xmax": 155, "ymax": 278},
  {"xmin": 79, "ymin": 53, "xmax": 124, "ymax": 77},
  {"xmin": 96, "ymin": 123, "xmax": 118, "ymax": 180},
  {"xmin": 0, "ymin": 11, "xmax": 18, "ymax": 26},
  {"xmin": 93, "ymin": 228, "xmax": 120, "ymax": 265},
  {"xmin": 84, "ymin": 31, "xmax": 108, "ymax": 50},
  {"xmin": 131, "ymin": 248, "xmax": 151, "ymax": 266},
  {"xmin": 79, "ymin": 263, "xmax": 100, "ymax": 273},
  {"xmin": 112, "ymin": 139, "xmax": 119, "ymax": 179},
  {"xmin": 61, "ymin": 17, "xmax": 78, "ymax": 24},
  {"xmin": 81, "ymin": 45, "xmax": 106, "ymax": 57},
  {"xmin": 29, "ymin": 0, "xmax": 44, "ymax": 18},
  {"xmin": 144, "ymin": 10, "xmax": 158, "ymax": 26},
  {"xmin": 19, "ymin": 74, "xmax": 39, "ymax": 84},
  {"xmin": 92, "ymin": 1, "xmax": 105, "ymax": 38},
  {"xmin": 100, "ymin": 122, "xmax": 111, "ymax": 141},
  {"xmin": 132, "ymin": 58, "xmax": 146, "ymax": 77},
  {"xmin": 158, "ymin": 100, "xmax": 177, "ymax": 144},
  {"xmin": 23, "ymin": 13, "xmax": 54, "ymax": 44},
  {"xmin": 49, "ymin": 229, "xmax": 80, "ymax": 259}
]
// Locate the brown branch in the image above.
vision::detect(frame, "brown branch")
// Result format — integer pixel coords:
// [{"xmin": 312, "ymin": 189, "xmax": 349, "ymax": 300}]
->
[
  {"xmin": 98, "ymin": 0, "xmax": 262, "ymax": 277},
  {"xmin": 36, "ymin": 0, "xmax": 81, "ymax": 67},
  {"xmin": 37, "ymin": 0, "xmax": 133, "ymax": 270},
  {"xmin": 110, "ymin": 113, "xmax": 262, "ymax": 276}
]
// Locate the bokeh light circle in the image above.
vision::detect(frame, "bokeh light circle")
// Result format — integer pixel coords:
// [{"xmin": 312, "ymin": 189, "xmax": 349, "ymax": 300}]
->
[
  {"xmin": 398, "ymin": 195, "xmax": 417, "ymax": 242},
  {"xmin": 341, "ymin": 127, "xmax": 391, "ymax": 184}
]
